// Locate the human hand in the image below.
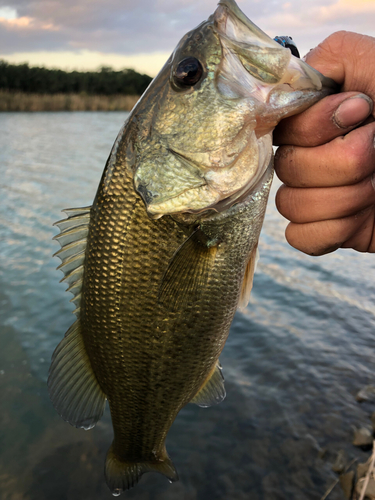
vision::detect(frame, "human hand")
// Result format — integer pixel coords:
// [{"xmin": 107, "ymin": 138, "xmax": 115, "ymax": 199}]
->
[{"xmin": 274, "ymin": 31, "xmax": 375, "ymax": 255}]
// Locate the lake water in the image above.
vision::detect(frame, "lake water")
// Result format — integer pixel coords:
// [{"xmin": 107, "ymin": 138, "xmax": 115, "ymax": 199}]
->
[{"xmin": 1, "ymin": 112, "xmax": 374, "ymax": 500}]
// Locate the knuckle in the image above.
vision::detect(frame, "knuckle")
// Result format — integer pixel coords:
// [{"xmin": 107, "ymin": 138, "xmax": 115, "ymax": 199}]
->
[
  {"xmin": 345, "ymin": 146, "xmax": 366, "ymax": 182},
  {"xmin": 311, "ymin": 31, "xmax": 348, "ymax": 63},
  {"xmin": 275, "ymin": 185, "xmax": 286, "ymax": 213},
  {"xmin": 335, "ymin": 129, "xmax": 374, "ymax": 183},
  {"xmin": 275, "ymin": 146, "xmax": 301, "ymax": 186},
  {"xmin": 274, "ymin": 145, "xmax": 292, "ymax": 162},
  {"xmin": 325, "ymin": 31, "xmax": 348, "ymax": 49},
  {"xmin": 320, "ymin": 31, "xmax": 356, "ymax": 57},
  {"xmin": 275, "ymin": 185, "xmax": 291, "ymax": 217},
  {"xmin": 275, "ymin": 185, "xmax": 301, "ymax": 222},
  {"xmin": 274, "ymin": 145, "xmax": 295, "ymax": 173},
  {"xmin": 285, "ymin": 223, "xmax": 319, "ymax": 255}
]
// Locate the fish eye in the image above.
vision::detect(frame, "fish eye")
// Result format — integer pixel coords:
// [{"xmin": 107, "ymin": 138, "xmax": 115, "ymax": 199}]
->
[{"xmin": 173, "ymin": 57, "xmax": 203, "ymax": 87}]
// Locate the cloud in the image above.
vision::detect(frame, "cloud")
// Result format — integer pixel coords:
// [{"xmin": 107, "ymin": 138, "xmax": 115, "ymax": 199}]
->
[
  {"xmin": 0, "ymin": 15, "xmax": 59, "ymax": 30},
  {"xmin": 254, "ymin": 0, "xmax": 375, "ymax": 58},
  {"xmin": 0, "ymin": 0, "xmax": 215, "ymax": 55},
  {"xmin": 0, "ymin": 6, "xmax": 17, "ymax": 18},
  {"xmin": 319, "ymin": 0, "xmax": 375, "ymax": 23},
  {"xmin": 0, "ymin": 0, "xmax": 374, "ymax": 71},
  {"xmin": 0, "ymin": 16, "xmax": 32, "ymax": 27}
]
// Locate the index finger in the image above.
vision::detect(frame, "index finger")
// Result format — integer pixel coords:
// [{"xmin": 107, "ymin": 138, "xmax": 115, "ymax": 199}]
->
[{"xmin": 275, "ymin": 121, "xmax": 375, "ymax": 188}]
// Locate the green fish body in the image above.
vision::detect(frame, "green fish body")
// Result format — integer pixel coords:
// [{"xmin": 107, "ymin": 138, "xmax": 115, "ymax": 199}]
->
[{"xmin": 48, "ymin": 0, "xmax": 337, "ymax": 495}]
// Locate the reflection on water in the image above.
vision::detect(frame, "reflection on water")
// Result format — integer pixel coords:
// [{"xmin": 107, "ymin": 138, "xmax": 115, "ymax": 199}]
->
[{"xmin": 1, "ymin": 112, "xmax": 374, "ymax": 500}]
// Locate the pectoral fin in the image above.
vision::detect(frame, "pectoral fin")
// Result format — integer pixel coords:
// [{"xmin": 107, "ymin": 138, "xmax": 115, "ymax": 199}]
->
[
  {"xmin": 190, "ymin": 361, "xmax": 226, "ymax": 407},
  {"xmin": 159, "ymin": 228, "xmax": 218, "ymax": 311},
  {"xmin": 237, "ymin": 244, "xmax": 259, "ymax": 311}
]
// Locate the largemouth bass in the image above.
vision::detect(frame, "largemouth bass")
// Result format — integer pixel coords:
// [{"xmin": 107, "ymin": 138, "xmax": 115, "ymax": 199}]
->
[{"xmin": 48, "ymin": 0, "xmax": 336, "ymax": 495}]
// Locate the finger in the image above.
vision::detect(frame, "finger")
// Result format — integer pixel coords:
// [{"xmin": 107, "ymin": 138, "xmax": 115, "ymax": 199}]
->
[
  {"xmin": 285, "ymin": 207, "xmax": 375, "ymax": 256},
  {"xmin": 275, "ymin": 122, "xmax": 375, "ymax": 188},
  {"xmin": 273, "ymin": 92, "xmax": 373, "ymax": 147},
  {"xmin": 276, "ymin": 174, "xmax": 375, "ymax": 224},
  {"xmin": 304, "ymin": 32, "xmax": 375, "ymax": 105},
  {"xmin": 342, "ymin": 209, "xmax": 375, "ymax": 252}
]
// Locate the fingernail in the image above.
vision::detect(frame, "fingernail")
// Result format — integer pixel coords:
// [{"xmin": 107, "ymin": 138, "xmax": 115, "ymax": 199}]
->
[{"xmin": 333, "ymin": 94, "xmax": 373, "ymax": 129}]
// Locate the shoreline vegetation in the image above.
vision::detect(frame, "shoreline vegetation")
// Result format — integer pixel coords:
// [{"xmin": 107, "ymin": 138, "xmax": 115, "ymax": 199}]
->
[
  {"xmin": 0, "ymin": 91, "xmax": 140, "ymax": 111},
  {"xmin": 0, "ymin": 60, "xmax": 152, "ymax": 111}
]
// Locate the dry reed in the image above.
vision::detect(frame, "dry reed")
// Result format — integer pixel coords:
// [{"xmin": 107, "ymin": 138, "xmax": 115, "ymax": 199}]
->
[
  {"xmin": 358, "ymin": 441, "xmax": 375, "ymax": 500},
  {"xmin": 0, "ymin": 91, "xmax": 139, "ymax": 112}
]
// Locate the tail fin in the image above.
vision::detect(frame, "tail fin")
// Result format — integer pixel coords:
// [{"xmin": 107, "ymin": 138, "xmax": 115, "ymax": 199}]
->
[{"xmin": 105, "ymin": 443, "xmax": 179, "ymax": 496}]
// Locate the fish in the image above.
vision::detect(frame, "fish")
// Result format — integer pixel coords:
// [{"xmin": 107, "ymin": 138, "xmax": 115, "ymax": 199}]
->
[{"xmin": 48, "ymin": 0, "xmax": 337, "ymax": 495}]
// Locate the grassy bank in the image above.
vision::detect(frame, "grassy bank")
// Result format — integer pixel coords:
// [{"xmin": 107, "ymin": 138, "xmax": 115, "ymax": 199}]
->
[{"xmin": 0, "ymin": 91, "xmax": 139, "ymax": 111}]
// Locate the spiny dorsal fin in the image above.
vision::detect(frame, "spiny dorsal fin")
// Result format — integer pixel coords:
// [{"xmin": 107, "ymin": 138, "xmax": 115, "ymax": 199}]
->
[
  {"xmin": 53, "ymin": 206, "xmax": 91, "ymax": 317},
  {"xmin": 237, "ymin": 244, "xmax": 259, "ymax": 311},
  {"xmin": 190, "ymin": 361, "xmax": 226, "ymax": 407},
  {"xmin": 159, "ymin": 227, "xmax": 218, "ymax": 311},
  {"xmin": 105, "ymin": 443, "xmax": 178, "ymax": 495},
  {"xmin": 48, "ymin": 319, "xmax": 106, "ymax": 430}
]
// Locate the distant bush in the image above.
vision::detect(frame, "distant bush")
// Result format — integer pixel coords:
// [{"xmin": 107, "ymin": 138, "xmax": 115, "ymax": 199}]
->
[
  {"xmin": 0, "ymin": 61, "xmax": 153, "ymax": 95},
  {"xmin": 0, "ymin": 91, "xmax": 139, "ymax": 111}
]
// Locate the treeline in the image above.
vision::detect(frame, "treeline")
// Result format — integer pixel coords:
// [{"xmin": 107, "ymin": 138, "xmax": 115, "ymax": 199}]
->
[
  {"xmin": 0, "ymin": 61, "xmax": 153, "ymax": 95},
  {"xmin": 0, "ymin": 91, "xmax": 139, "ymax": 112}
]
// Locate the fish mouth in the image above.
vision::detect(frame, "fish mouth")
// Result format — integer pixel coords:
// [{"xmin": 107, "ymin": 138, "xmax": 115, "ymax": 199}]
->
[{"xmin": 213, "ymin": 0, "xmax": 337, "ymax": 103}]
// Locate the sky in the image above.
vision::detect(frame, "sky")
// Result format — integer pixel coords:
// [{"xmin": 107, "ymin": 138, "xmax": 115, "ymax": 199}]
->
[{"xmin": 0, "ymin": 0, "xmax": 374, "ymax": 77}]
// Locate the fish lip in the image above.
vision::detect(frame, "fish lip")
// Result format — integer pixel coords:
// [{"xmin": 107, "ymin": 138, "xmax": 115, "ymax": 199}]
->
[{"xmin": 213, "ymin": 0, "xmax": 338, "ymax": 96}]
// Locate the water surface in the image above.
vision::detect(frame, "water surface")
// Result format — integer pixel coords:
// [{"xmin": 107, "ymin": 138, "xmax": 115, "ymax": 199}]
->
[{"xmin": 1, "ymin": 112, "xmax": 374, "ymax": 500}]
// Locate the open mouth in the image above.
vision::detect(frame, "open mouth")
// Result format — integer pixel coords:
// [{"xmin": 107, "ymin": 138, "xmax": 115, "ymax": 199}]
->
[{"xmin": 214, "ymin": 0, "xmax": 337, "ymax": 100}]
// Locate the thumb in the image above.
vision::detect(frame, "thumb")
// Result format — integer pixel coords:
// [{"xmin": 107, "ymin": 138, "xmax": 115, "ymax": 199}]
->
[
  {"xmin": 305, "ymin": 31, "xmax": 375, "ymax": 105},
  {"xmin": 274, "ymin": 32, "xmax": 375, "ymax": 147},
  {"xmin": 273, "ymin": 91, "xmax": 373, "ymax": 147}
]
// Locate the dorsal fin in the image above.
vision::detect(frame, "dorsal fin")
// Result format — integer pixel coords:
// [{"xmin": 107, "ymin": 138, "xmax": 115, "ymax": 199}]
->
[
  {"xmin": 53, "ymin": 206, "xmax": 91, "ymax": 317},
  {"xmin": 237, "ymin": 244, "xmax": 259, "ymax": 311}
]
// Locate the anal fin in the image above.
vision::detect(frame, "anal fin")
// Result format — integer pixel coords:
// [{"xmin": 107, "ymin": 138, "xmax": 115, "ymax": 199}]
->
[
  {"xmin": 190, "ymin": 361, "xmax": 226, "ymax": 408},
  {"xmin": 48, "ymin": 319, "xmax": 106, "ymax": 430}
]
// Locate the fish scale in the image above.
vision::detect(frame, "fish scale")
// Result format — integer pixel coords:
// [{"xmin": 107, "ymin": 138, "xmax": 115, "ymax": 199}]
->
[
  {"xmin": 83, "ymin": 162, "xmax": 272, "ymax": 464},
  {"xmin": 48, "ymin": 0, "xmax": 337, "ymax": 494}
]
